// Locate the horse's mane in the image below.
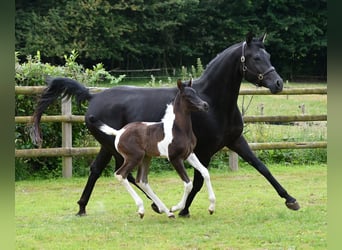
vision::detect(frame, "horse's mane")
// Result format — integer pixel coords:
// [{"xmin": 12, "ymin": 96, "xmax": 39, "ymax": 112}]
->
[{"xmin": 204, "ymin": 42, "xmax": 242, "ymax": 72}]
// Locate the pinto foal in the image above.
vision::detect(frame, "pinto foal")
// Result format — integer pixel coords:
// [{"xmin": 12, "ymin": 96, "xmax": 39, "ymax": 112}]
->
[{"xmin": 89, "ymin": 79, "xmax": 216, "ymax": 218}]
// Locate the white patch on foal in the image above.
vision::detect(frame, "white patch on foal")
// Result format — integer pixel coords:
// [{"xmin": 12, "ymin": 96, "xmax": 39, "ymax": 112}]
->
[
  {"xmin": 157, "ymin": 104, "xmax": 175, "ymax": 159},
  {"xmin": 99, "ymin": 124, "xmax": 126, "ymax": 152}
]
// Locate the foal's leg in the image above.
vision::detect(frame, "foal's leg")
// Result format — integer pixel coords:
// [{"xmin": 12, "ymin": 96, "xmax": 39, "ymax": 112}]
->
[
  {"xmin": 186, "ymin": 153, "xmax": 216, "ymax": 214},
  {"xmin": 116, "ymin": 156, "xmax": 145, "ymax": 218},
  {"xmin": 169, "ymin": 158, "xmax": 193, "ymax": 213},
  {"xmin": 136, "ymin": 156, "xmax": 175, "ymax": 218},
  {"xmin": 116, "ymin": 175, "xmax": 145, "ymax": 218}
]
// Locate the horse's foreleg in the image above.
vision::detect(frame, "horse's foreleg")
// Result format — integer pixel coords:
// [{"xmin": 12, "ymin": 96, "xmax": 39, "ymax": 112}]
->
[
  {"xmin": 178, "ymin": 169, "xmax": 204, "ymax": 217},
  {"xmin": 170, "ymin": 181, "xmax": 193, "ymax": 213},
  {"xmin": 186, "ymin": 153, "xmax": 216, "ymax": 214},
  {"xmin": 228, "ymin": 135, "xmax": 300, "ymax": 210},
  {"xmin": 76, "ymin": 147, "xmax": 112, "ymax": 216}
]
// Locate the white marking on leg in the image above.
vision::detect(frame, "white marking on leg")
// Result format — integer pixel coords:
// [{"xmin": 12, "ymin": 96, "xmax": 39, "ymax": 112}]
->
[
  {"xmin": 137, "ymin": 181, "xmax": 175, "ymax": 218},
  {"xmin": 171, "ymin": 181, "xmax": 193, "ymax": 212},
  {"xmin": 116, "ymin": 174, "xmax": 145, "ymax": 217},
  {"xmin": 186, "ymin": 153, "xmax": 216, "ymax": 213},
  {"xmin": 157, "ymin": 104, "xmax": 175, "ymax": 159}
]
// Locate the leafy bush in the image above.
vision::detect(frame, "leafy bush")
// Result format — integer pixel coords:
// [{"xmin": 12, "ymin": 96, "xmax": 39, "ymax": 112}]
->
[{"xmin": 15, "ymin": 50, "xmax": 125, "ymax": 180}]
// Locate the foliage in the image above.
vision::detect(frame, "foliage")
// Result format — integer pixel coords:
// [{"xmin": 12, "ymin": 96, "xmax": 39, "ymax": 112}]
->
[
  {"xmin": 15, "ymin": 0, "xmax": 327, "ymax": 80},
  {"xmin": 15, "ymin": 50, "xmax": 125, "ymax": 180}
]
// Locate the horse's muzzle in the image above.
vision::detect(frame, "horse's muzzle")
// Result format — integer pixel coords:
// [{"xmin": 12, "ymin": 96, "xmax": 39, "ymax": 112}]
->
[{"xmin": 269, "ymin": 78, "xmax": 283, "ymax": 94}]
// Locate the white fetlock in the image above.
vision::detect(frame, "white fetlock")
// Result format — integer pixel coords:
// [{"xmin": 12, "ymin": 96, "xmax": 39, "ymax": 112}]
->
[
  {"xmin": 170, "ymin": 203, "xmax": 183, "ymax": 212},
  {"xmin": 208, "ymin": 195, "xmax": 216, "ymax": 214},
  {"xmin": 167, "ymin": 211, "xmax": 175, "ymax": 218}
]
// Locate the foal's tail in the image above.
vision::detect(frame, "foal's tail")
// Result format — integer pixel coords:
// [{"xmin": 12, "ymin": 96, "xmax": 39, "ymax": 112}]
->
[
  {"xmin": 88, "ymin": 115, "xmax": 120, "ymax": 136},
  {"xmin": 31, "ymin": 77, "xmax": 93, "ymax": 147}
]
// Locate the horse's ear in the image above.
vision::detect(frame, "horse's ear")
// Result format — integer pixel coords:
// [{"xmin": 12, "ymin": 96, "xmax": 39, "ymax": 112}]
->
[
  {"xmin": 188, "ymin": 78, "xmax": 193, "ymax": 88},
  {"xmin": 260, "ymin": 33, "xmax": 267, "ymax": 43},
  {"xmin": 246, "ymin": 31, "xmax": 254, "ymax": 44},
  {"xmin": 177, "ymin": 79, "xmax": 183, "ymax": 91}
]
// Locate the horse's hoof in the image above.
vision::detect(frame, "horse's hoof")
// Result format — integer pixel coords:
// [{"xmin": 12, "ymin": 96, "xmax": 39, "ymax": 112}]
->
[
  {"xmin": 76, "ymin": 212, "xmax": 87, "ymax": 217},
  {"xmin": 76, "ymin": 210, "xmax": 87, "ymax": 216},
  {"xmin": 151, "ymin": 203, "xmax": 162, "ymax": 214},
  {"xmin": 168, "ymin": 214, "xmax": 176, "ymax": 219},
  {"xmin": 139, "ymin": 213, "xmax": 145, "ymax": 219},
  {"xmin": 208, "ymin": 209, "xmax": 214, "ymax": 215},
  {"xmin": 286, "ymin": 200, "xmax": 300, "ymax": 210},
  {"xmin": 178, "ymin": 211, "xmax": 190, "ymax": 218}
]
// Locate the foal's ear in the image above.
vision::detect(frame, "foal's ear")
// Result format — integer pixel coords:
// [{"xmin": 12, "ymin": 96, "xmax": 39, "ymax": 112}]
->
[
  {"xmin": 188, "ymin": 78, "xmax": 193, "ymax": 88},
  {"xmin": 177, "ymin": 79, "xmax": 184, "ymax": 91}
]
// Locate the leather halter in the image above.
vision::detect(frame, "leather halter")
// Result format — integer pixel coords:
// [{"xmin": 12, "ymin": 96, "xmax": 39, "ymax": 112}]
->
[{"xmin": 240, "ymin": 41, "xmax": 275, "ymax": 86}]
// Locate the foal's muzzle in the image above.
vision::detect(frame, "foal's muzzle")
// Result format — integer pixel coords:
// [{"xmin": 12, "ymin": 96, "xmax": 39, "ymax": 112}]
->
[{"xmin": 201, "ymin": 101, "xmax": 209, "ymax": 112}]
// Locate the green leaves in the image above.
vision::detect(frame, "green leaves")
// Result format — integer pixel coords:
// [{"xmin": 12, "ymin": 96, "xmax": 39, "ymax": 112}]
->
[{"xmin": 15, "ymin": 0, "xmax": 326, "ymax": 81}]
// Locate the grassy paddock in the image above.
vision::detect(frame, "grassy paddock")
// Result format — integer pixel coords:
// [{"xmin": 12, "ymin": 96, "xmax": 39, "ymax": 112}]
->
[{"xmin": 16, "ymin": 164, "xmax": 326, "ymax": 249}]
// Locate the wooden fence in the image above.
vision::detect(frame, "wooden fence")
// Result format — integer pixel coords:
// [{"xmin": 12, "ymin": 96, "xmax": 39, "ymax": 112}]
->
[{"xmin": 15, "ymin": 86, "xmax": 327, "ymax": 177}]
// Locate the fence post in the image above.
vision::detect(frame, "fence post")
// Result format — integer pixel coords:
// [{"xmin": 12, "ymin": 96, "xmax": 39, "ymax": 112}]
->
[
  {"xmin": 229, "ymin": 151, "xmax": 239, "ymax": 171},
  {"xmin": 62, "ymin": 97, "xmax": 72, "ymax": 178}
]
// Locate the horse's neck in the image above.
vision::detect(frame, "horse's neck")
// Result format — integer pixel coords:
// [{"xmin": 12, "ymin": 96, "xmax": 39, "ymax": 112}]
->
[
  {"xmin": 195, "ymin": 43, "xmax": 243, "ymax": 107},
  {"xmin": 172, "ymin": 98, "xmax": 193, "ymax": 134}
]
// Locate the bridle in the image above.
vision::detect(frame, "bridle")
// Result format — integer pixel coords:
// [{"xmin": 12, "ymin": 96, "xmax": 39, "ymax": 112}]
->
[{"xmin": 240, "ymin": 41, "xmax": 275, "ymax": 86}]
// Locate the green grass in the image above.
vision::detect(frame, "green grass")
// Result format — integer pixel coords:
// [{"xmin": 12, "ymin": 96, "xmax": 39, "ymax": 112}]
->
[{"xmin": 16, "ymin": 164, "xmax": 326, "ymax": 249}]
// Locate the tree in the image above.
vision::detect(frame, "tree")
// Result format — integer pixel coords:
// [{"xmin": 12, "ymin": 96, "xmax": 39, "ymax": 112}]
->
[{"xmin": 15, "ymin": 0, "xmax": 327, "ymax": 80}]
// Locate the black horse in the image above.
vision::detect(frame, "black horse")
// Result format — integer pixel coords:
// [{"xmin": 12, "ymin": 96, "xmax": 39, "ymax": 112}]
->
[{"xmin": 32, "ymin": 33, "xmax": 300, "ymax": 217}]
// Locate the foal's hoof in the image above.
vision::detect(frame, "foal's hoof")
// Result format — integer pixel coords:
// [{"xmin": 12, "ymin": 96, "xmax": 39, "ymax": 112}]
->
[
  {"xmin": 285, "ymin": 200, "xmax": 300, "ymax": 210},
  {"xmin": 151, "ymin": 203, "xmax": 162, "ymax": 214},
  {"xmin": 208, "ymin": 209, "xmax": 214, "ymax": 215},
  {"xmin": 138, "ymin": 213, "xmax": 145, "ymax": 219},
  {"xmin": 168, "ymin": 214, "xmax": 176, "ymax": 219}
]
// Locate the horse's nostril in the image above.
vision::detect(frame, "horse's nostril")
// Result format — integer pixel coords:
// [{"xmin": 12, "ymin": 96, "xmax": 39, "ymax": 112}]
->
[{"xmin": 276, "ymin": 79, "xmax": 283, "ymax": 87}]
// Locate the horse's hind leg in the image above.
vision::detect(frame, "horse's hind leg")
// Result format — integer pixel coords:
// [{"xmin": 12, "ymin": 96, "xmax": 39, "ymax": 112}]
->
[
  {"xmin": 116, "ymin": 153, "xmax": 148, "ymax": 218},
  {"xmin": 77, "ymin": 146, "xmax": 112, "ymax": 216},
  {"xmin": 136, "ymin": 156, "xmax": 175, "ymax": 218},
  {"xmin": 117, "ymin": 175, "xmax": 145, "ymax": 218},
  {"xmin": 186, "ymin": 153, "xmax": 216, "ymax": 214},
  {"xmin": 137, "ymin": 181, "xmax": 175, "ymax": 218}
]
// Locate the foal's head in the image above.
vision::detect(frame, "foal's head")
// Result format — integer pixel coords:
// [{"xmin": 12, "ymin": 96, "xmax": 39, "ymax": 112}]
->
[{"xmin": 176, "ymin": 79, "xmax": 209, "ymax": 112}]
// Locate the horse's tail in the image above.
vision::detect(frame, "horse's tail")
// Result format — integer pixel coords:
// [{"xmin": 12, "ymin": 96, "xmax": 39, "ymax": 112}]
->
[
  {"xmin": 31, "ymin": 77, "xmax": 93, "ymax": 147},
  {"xmin": 88, "ymin": 115, "xmax": 119, "ymax": 136}
]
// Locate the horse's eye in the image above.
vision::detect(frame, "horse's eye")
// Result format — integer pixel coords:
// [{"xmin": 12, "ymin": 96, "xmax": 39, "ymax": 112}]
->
[{"xmin": 253, "ymin": 56, "xmax": 261, "ymax": 61}]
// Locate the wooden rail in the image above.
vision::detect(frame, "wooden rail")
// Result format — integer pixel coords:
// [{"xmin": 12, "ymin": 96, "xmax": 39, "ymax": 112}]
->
[
  {"xmin": 15, "ymin": 85, "xmax": 327, "ymax": 176},
  {"xmin": 15, "ymin": 86, "xmax": 327, "ymax": 95}
]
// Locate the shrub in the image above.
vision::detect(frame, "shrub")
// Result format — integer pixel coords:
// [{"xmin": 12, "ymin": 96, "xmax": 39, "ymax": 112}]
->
[{"xmin": 15, "ymin": 50, "xmax": 125, "ymax": 180}]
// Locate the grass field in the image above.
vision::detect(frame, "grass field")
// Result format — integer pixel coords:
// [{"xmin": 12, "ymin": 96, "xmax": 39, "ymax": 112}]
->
[{"xmin": 16, "ymin": 164, "xmax": 326, "ymax": 249}]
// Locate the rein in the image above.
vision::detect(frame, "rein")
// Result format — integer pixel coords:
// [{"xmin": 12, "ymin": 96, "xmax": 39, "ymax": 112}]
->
[{"xmin": 240, "ymin": 41, "xmax": 275, "ymax": 86}]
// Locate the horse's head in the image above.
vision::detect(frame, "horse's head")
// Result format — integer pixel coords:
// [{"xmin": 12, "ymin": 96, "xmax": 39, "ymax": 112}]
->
[
  {"xmin": 177, "ymin": 79, "xmax": 209, "ymax": 112},
  {"xmin": 241, "ymin": 32, "xmax": 283, "ymax": 94}
]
